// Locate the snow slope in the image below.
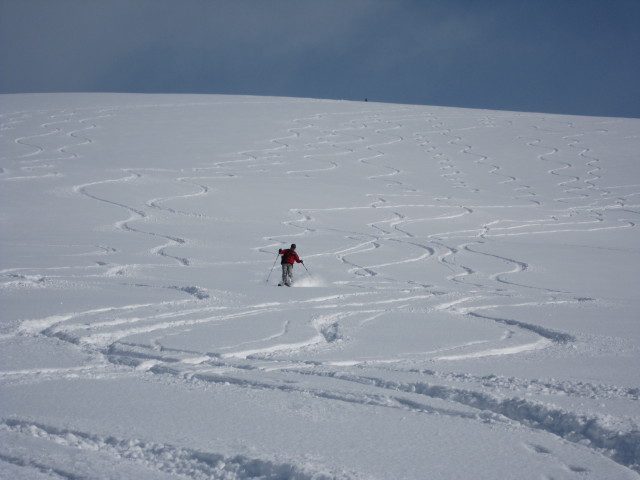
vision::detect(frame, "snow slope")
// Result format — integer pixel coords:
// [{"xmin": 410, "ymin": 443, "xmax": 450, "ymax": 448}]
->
[{"xmin": 1, "ymin": 93, "xmax": 639, "ymax": 479}]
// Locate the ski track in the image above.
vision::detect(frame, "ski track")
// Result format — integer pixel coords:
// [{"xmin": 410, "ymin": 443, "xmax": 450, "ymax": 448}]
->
[
  {"xmin": 2, "ymin": 101, "xmax": 640, "ymax": 476},
  {"xmin": 0, "ymin": 418, "xmax": 348, "ymax": 480}
]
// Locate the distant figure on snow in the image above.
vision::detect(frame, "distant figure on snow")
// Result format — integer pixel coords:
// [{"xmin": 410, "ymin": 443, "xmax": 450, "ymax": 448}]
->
[{"xmin": 278, "ymin": 244, "xmax": 303, "ymax": 286}]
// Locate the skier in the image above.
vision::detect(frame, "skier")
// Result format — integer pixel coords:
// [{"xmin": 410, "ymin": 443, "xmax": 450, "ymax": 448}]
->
[{"xmin": 278, "ymin": 244, "xmax": 303, "ymax": 286}]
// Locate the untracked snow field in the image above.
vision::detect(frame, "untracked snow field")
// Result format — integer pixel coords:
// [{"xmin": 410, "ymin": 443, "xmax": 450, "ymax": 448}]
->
[{"xmin": 1, "ymin": 93, "xmax": 639, "ymax": 479}]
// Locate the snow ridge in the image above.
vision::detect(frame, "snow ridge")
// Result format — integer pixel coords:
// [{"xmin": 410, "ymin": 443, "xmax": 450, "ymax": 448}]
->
[{"xmin": 0, "ymin": 419, "xmax": 345, "ymax": 480}]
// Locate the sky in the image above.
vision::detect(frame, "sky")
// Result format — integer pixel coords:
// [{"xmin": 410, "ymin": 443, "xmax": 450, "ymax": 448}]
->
[{"xmin": 1, "ymin": 0, "xmax": 639, "ymax": 118}]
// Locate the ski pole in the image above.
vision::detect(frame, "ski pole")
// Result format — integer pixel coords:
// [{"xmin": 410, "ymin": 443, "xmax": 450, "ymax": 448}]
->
[
  {"xmin": 266, "ymin": 252, "xmax": 280, "ymax": 283},
  {"xmin": 302, "ymin": 262, "xmax": 312, "ymax": 277}
]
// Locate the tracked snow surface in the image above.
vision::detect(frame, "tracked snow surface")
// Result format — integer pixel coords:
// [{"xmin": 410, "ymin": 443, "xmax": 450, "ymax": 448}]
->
[{"xmin": 1, "ymin": 93, "xmax": 639, "ymax": 479}]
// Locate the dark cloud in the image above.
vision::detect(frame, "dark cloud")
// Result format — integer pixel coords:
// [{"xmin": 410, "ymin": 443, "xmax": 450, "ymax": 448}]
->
[{"xmin": 1, "ymin": 0, "xmax": 639, "ymax": 117}]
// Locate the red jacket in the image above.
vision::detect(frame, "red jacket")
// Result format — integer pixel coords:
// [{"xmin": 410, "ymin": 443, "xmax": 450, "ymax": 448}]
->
[{"xmin": 279, "ymin": 248, "xmax": 301, "ymax": 265}]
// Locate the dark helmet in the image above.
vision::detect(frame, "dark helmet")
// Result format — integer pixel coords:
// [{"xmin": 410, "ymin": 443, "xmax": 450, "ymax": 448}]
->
[{"xmin": 290, "ymin": 244, "xmax": 296, "ymax": 249}]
